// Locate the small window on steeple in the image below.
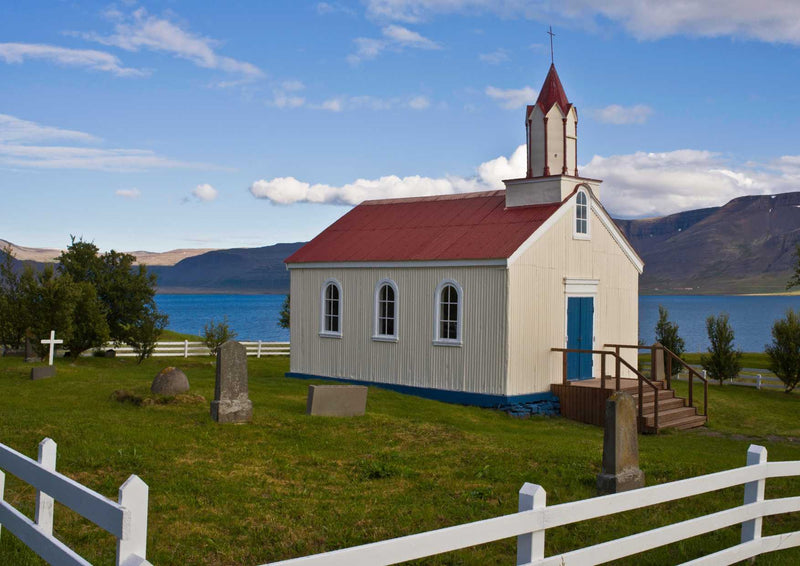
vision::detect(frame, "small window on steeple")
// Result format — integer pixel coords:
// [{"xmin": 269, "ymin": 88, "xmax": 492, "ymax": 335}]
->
[{"xmin": 575, "ymin": 190, "xmax": 590, "ymax": 238}]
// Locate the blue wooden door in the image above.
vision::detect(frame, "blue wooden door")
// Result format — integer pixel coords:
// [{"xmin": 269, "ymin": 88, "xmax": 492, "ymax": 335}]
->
[{"xmin": 567, "ymin": 297, "xmax": 594, "ymax": 380}]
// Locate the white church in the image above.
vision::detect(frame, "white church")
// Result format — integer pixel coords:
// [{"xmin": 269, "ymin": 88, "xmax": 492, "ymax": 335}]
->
[{"xmin": 284, "ymin": 64, "xmax": 643, "ymax": 406}]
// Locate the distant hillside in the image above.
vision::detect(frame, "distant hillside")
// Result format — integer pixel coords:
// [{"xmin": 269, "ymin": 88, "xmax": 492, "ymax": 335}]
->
[
  {"xmin": 616, "ymin": 192, "xmax": 800, "ymax": 294},
  {"xmin": 151, "ymin": 242, "xmax": 305, "ymax": 294}
]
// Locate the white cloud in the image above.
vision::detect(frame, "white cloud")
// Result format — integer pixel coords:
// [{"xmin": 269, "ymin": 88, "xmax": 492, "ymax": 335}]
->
[
  {"xmin": 191, "ymin": 183, "xmax": 218, "ymax": 202},
  {"xmin": 249, "ymin": 144, "xmax": 800, "ymax": 219},
  {"xmin": 316, "ymin": 2, "xmax": 356, "ymax": 16},
  {"xmin": 485, "ymin": 85, "xmax": 537, "ymax": 109},
  {"xmin": 115, "ymin": 188, "xmax": 141, "ymax": 199},
  {"xmin": 0, "ymin": 114, "xmax": 100, "ymax": 144},
  {"xmin": 269, "ymin": 80, "xmax": 306, "ymax": 108},
  {"xmin": 314, "ymin": 94, "xmax": 431, "ymax": 111},
  {"xmin": 0, "ymin": 43, "xmax": 145, "ymax": 77},
  {"xmin": 348, "ymin": 25, "xmax": 440, "ymax": 64},
  {"xmin": 80, "ymin": 8, "xmax": 263, "ymax": 78},
  {"xmin": 479, "ymin": 48, "xmax": 509, "ymax": 64},
  {"xmin": 363, "ymin": 1, "xmax": 800, "ymax": 45},
  {"xmin": 0, "ymin": 144, "xmax": 210, "ymax": 171},
  {"xmin": 592, "ymin": 104, "xmax": 653, "ymax": 125}
]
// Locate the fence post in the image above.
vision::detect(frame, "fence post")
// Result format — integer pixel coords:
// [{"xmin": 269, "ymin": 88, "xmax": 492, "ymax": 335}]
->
[
  {"xmin": 0, "ymin": 469, "xmax": 5, "ymax": 541},
  {"xmin": 741, "ymin": 444, "xmax": 767, "ymax": 546},
  {"xmin": 35, "ymin": 438, "xmax": 57, "ymax": 536},
  {"xmin": 517, "ymin": 482, "xmax": 546, "ymax": 565},
  {"xmin": 117, "ymin": 475, "xmax": 149, "ymax": 566},
  {"xmin": 184, "ymin": 340, "xmax": 189, "ymax": 358},
  {"xmin": 257, "ymin": 340, "xmax": 263, "ymax": 359},
  {"xmin": 757, "ymin": 374, "xmax": 762, "ymax": 391}
]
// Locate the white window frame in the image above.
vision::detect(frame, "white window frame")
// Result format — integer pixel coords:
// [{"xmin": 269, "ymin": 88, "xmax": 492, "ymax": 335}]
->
[
  {"xmin": 573, "ymin": 188, "xmax": 591, "ymax": 240},
  {"xmin": 319, "ymin": 278, "xmax": 343, "ymax": 338},
  {"xmin": 373, "ymin": 278, "xmax": 399, "ymax": 342},
  {"xmin": 433, "ymin": 279, "xmax": 463, "ymax": 347}
]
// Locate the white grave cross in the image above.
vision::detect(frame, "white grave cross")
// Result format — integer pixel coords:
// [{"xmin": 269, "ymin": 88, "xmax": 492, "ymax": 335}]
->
[{"xmin": 40, "ymin": 330, "xmax": 63, "ymax": 366}]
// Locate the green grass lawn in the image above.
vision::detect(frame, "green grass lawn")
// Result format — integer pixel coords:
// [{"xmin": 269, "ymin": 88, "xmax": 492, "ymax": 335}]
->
[{"xmin": 1, "ymin": 355, "xmax": 800, "ymax": 565}]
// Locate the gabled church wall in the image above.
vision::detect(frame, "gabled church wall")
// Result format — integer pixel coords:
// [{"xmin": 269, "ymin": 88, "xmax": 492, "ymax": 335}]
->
[
  {"xmin": 289, "ymin": 265, "xmax": 509, "ymax": 395},
  {"xmin": 505, "ymin": 201, "xmax": 639, "ymax": 396}
]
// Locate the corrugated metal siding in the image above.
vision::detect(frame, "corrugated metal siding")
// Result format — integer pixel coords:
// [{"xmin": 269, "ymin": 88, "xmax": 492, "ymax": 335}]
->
[
  {"xmin": 290, "ymin": 266, "xmax": 508, "ymax": 395},
  {"xmin": 506, "ymin": 206, "xmax": 640, "ymax": 395}
]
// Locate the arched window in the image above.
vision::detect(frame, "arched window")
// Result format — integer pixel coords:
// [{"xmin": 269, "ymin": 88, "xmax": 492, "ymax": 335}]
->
[
  {"xmin": 575, "ymin": 189, "xmax": 589, "ymax": 237},
  {"xmin": 434, "ymin": 280, "xmax": 463, "ymax": 345},
  {"xmin": 373, "ymin": 279, "xmax": 398, "ymax": 341},
  {"xmin": 320, "ymin": 279, "xmax": 342, "ymax": 337}
]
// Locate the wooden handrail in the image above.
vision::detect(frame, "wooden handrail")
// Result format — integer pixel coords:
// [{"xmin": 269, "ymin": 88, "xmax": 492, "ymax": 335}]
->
[
  {"xmin": 552, "ymin": 347, "xmax": 660, "ymax": 430},
  {"xmin": 604, "ymin": 342, "xmax": 709, "ymax": 421}
]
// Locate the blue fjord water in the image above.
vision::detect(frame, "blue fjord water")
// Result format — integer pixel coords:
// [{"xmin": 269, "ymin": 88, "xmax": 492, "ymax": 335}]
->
[{"xmin": 156, "ymin": 294, "xmax": 800, "ymax": 352}]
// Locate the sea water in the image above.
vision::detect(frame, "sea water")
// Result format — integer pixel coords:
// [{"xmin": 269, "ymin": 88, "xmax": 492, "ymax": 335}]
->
[{"xmin": 156, "ymin": 294, "xmax": 800, "ymax": 352}]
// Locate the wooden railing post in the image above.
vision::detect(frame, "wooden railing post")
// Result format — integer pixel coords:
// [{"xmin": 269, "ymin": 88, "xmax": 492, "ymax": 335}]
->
[
  {"xmin": 667, "ymin": 354, "xmax": 672, "ymax": 389},
  {"xmin": 257, "ymin": 340, "xmax": 263, "ymax": 359},
  {"xmin": 562, "ymin": 350, "xmax": 568, "ymax": 385},
  {"xmin": 689, "ymin": 369, "xmax": 694, "ymax": 408},
  {"xmin": 35, "ymin": 438, "xmax": 57, "ymax": 537},
  {"xmin": 600, "ymin": 354, "xmax": 607, "ymax": 392},
  {"xmin": 741, "ymin": 445, "xmax": 768, "ymax": 546},
  {"xmin": 117, "ymin": 475, "xmax": 149, "ymax": 566},
  {"xmin": 517, "ymin": 483, "xmax": 546, "ymax": 565},
  {"xmin": 615, "ymin": 346, "xmax": 621, "ymax": 391},
  {"xmin": 183, "ymin": 340, "xmax": 189, "ymax": 358}
]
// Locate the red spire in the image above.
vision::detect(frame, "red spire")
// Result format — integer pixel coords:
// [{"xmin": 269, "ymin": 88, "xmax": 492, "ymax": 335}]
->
[{"xmin": 535, "ymin": 63, "xmax": 570, "ymax": 114}]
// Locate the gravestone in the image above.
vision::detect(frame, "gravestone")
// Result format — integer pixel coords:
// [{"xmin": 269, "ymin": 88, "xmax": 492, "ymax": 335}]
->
[
  {"xmin": 104, "ymin": 349, "xmax": 116, "ymax": 358},
  {"xmin": 151, "ymin": 367, "xmax": 190, "ymax": 395},
  {"xmin": 25, "ymin": 338, "xmax": 39, "ymax": 363},
  {"xmin": 30, "ymin": 366, "xmax": 56, "ymax": 380},
  {"xmin": 210, "ymin": 341, "xmax": 252, "ymax": 423},
  {"xmin": 597, "ymin": 391, "xmax": 645, "ymax": 495},
  {"xmin": 306, "ymin": 385, "xmax": 368, "ymax": 416}
]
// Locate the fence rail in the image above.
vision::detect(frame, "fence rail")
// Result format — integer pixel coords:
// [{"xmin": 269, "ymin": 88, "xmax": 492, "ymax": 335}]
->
[
  {"xmin": 0, "ymin": 438, "xmax": 151, "ymax": 566},
  {"xmin": 640, "ymin": 362, "xmax": 786, "ymax": 391},
  {"xmin": 264, "ymin": 445, "xmax": 800, "ymax": 566},
  {"xmin": 103, "ymin": 340, "xmax": 290, "ymax": 358}
]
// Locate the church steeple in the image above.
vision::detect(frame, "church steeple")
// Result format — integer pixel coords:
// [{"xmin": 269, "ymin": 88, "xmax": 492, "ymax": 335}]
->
[{"xmin": 526, "ymin": 63, "xmax": 578, "ymax": 179}]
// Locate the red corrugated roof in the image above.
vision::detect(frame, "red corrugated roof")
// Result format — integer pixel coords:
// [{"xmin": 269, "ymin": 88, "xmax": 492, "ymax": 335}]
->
[
  {"xmin": 535, "ymin": 63, "xmax": 571, "ymax": 114},
  {"xmin": 284, "ymin": 191, "xmax": 563, "ymax": 263}
]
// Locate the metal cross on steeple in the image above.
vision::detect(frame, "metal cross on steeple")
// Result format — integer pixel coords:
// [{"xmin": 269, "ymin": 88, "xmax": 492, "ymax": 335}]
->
[{"xmin": 547, "ymin": 26, "xmax": 555, "ymax": 64}]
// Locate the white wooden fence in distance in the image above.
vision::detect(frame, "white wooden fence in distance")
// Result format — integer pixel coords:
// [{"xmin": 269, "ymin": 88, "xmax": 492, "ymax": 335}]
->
[{"xmin": 108, "ymin": 340, "xmax": 289, "ymax": 358}]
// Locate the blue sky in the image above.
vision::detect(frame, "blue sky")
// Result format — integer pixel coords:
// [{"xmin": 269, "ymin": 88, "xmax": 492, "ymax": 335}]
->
[{"xmin": 2, "ymin": 1, "xmax": 800, "ymax": 252}]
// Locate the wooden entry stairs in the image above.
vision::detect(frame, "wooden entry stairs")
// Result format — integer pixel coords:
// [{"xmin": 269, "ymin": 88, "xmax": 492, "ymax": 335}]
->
[{"xmin": 551, "ymin": 344, "xmax": 708, "ymax": 434}]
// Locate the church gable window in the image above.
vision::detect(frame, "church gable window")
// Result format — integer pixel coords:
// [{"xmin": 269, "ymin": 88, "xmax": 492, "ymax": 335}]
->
[
  {"xmin": 434, "ymin": 280, "xmax": 463, "ymax": 346},
  {"xmin": 320, "ymin": 279, "xmax": 342, "ymax": 337},
  {"xmin": 373, "ymin": 279, "xmax": 398, "ymax": 341},
  {"xmin": 574, "ymin": 189, "xmax": 590, "ymax": 239}
]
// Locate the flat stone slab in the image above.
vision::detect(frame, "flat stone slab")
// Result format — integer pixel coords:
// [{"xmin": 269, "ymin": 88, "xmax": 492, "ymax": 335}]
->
[
  {"xmin": 31, "ymin": 366, "xmax": 56, "ymax": 380},
  {"xmin": 306, "ymin": 385, "xmax": 367, "ymax": 417},
  {"xmin": 210, "ymin": 399, "xmax": 253, "ymax": 423}
]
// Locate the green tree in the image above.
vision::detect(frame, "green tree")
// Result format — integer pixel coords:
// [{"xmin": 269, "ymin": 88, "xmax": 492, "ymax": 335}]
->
[
  {"xmin": 765, "ymin": 309, "xmax": 800, "ymax": 393},
  {"xmin": 786, "ymin": 244, "xmax": 800, "ymax": 290},
  {"xmin": 64, "ymin": 282, "xmax": 110, "ymax": 358},
  {"xmin": 278, "ymin": 294, "xmax": 290, "ymax": 330},
  {"xmin": 700, "ymin": 313, "xmax": 742, "ymax": 385},
  {"xmin": 24, "ymin": 265, "xmax": 78, "ymax": 359},
  {"xmin": 203, "ymin": 316, "xmax": 238, "ymax": 355},
  {"xmin": 125, "ymin": 304, "xmax": 168, "ymax": 364},
  {"xmin": 0, "ymin": 246, "xmax": 32, "ymax": 352},
  {"xmin": 58, "ymin": 238, "xmax": 167, "ymax": 347},
  {"xmin": 654, "ymin": 305, "xmax": 685, "ymax": 376}
]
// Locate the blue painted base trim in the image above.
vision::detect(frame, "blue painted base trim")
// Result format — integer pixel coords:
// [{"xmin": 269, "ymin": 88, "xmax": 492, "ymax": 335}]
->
[{"xmin": 285, "ymin": 371, "xmax": 557, "ymax": 408}]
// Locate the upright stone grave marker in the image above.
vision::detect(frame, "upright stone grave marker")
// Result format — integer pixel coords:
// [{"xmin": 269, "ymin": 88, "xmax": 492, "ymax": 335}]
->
[
  {"xmin": 210, "ymin": 341, "xmax": 252, "ymax": 423},
  {"xmin": 596, "ymin": 391, "xmax": 645, "ymax": 495}
]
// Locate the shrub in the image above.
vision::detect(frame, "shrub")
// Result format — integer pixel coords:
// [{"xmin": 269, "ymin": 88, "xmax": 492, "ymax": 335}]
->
[
  {"xmin": 654, "ymin": 305, "xmax": 685, "ymax": 376},
  {"xmin": 278, "ymin": 294, "xmax": 290, "ymax": 329},
  {"xmin": 125, "ymin": 305, "xmax": 168, "ymax": 364},
  {"xmin": 765, "ymin": 309, "xmax": 800, "ymax": 393},
  {"xmin": 701, "ymin": 313, "xmax": 742, "ymax": 385},
  {"xmin": 203, "ymin": 316, "xmax": 237, "ymax": 355}
]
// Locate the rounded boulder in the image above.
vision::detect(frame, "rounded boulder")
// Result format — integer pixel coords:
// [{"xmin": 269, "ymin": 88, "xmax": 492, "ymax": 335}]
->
[{"xmin": 151, "ymin": 367, "xmax": 190, "ymax": 395}]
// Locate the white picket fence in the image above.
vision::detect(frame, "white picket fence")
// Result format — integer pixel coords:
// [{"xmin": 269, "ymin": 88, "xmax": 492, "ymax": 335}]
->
[
  {"xmin": 107, "ymin": 340, "xmax": 290, "ymax": 358},
  {"xmin": 0, "ymin": 438, "xmax": 150, "ymax": 566},
  {"xmin": 642, "ymin": 363, "xmax": 787, "ymax": 391},
  {"xmin": 265, "ymin": 445, "xmax": 800, "ymax": 566}
]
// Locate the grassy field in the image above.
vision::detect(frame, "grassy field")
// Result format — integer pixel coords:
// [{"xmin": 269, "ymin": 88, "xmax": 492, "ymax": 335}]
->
[{"xmin": 1, "ymin": 355, "xmax": 800, "ymax": 565}]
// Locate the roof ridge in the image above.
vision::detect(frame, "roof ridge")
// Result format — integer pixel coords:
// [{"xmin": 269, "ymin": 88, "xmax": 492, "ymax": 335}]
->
[{"xmin": 361, "ymin": 189, "xmax": 504, "ymax": 206}]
